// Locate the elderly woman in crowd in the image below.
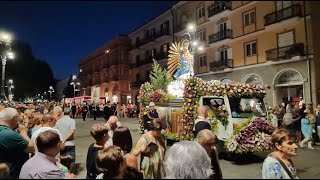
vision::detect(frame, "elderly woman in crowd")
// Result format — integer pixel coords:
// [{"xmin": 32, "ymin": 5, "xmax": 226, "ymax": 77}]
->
[
  {"xmin": 196, "ymin": 129, "xmax": 222, "ymax": 179},
  {"xmin": 262, "ymin": 129, "xmax": 299, "ymax": 179},
  {"xmin": 133, "ymin": 119, "xmax": 166, "ymax": 179},
  {"xmin": 96, "ymin": 145, "xmax": 127, "ymax": 179},
  {"xmin": 164, "ymin": 141, "xmax": 213, "ymax": 179}
]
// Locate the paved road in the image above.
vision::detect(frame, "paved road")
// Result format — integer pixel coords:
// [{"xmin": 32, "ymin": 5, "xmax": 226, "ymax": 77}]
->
[{"xmin": 74, "ymin": 117, "xmax": 320, "ymax": 179}]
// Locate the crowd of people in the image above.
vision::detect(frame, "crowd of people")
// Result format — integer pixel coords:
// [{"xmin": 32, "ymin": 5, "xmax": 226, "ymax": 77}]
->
[
  {"xmin": 266, "ymin": 101, "xmax": 320, "ymax": 149},
  {"xmin": 0, "ymin": 99, "xmax": 319, "ymax": 179},
  {"xmin": 65, "ymin": 101, "xmax": 140, "ymax": 121}
]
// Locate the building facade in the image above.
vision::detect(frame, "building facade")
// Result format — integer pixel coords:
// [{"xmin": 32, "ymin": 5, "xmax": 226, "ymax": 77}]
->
[
  {"xmin": 172, "ymin": 1, "xmax": 319, "ymax": 107},
  {"xmin": 128, "ymin": 9, "xmax": 174, "ymax": 103},
  {"xmin": 79, "ymin": 35, "xmax": 131, "ymax": 104}
]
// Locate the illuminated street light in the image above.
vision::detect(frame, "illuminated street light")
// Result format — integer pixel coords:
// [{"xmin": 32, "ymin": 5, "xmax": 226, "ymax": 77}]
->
[
  {"xmin": 48, "ymin": 86, "xmax": 55, "ymax": 100},
  {"xmin": 0, "ymin": 31, "xmax": 14, "ymax": 101}
]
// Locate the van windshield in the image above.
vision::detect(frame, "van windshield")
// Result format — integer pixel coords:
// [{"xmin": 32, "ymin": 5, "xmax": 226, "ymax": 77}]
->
[{"xmin": 229, "ymin": 97, "xmax": 267, "ymax": 118}]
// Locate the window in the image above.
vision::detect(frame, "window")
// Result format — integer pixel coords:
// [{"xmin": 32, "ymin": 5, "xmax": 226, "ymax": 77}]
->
[
  {"xmin": 136, "ymin": 74, "xmax": 140, "ymax": 81},
  {"xmin": 135, "ymin": 37, "xmax": 140, "ymax": 45},
  {"xmin": 181, "ymin": 14, "xmax": 188, "ymax": 23},
  {"xmin": 161, "ymin": 43, "xmax": 169, "ymax": 56},
  {"xmin": 243, "ymin": 10, "xmax": 256, "ymax": 26},
  {"xmin": 198, "ymin": 30, "xmax": 206, "ymax": 42},
  {"xmin": 245, "ymin": 41, "xmax": 257, "ymax": 56},
  {"xmin": 151, "ymin": 28, "xmax": 156, "ymax": 38},
  {"xmin": 135, "ymin": 55, "xmax": 140, "ymax": 64},
  {"xmin": 145, "ymin": 30, "xmax": 150, "ymax": 38},
  {"xmin": 151, "ymin": 49, "xmax": 156, "ymax": 58},
  {"xmin": 219, "ymin": 49, "xmax": 228, "ymax": 60},
  {"xmin": 199, "ymin": 55, "xmax": 207, "ymax": 67},
  {"xmin": 197, "ymin": 6, "xmax": 205, "ymax": 19},
  {"xmin": 161, "ymin": 21, "xmax": 169, "ymax": 33}
]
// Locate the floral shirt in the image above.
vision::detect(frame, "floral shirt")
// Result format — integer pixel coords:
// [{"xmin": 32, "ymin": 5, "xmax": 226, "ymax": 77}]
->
[{"xmin": 262, "ymin": 156, "xmax": 299, "ymax": 179}]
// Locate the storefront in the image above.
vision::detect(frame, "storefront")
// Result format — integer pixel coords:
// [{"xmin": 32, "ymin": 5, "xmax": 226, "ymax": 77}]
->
[{"xmin": 273, "ymin": 69, "xmax": 304, "ymax": 106}]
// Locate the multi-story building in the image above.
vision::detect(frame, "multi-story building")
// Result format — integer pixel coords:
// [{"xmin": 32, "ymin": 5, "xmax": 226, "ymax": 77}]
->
[
  {"xmin": 172, "ymin": 1, "xmax": 319, "ymax": 107},
  {"xmin": 128, "ymin": 9, "xmax": 174, "ymax": 103},
  {"xmin": 79, "ymin": 35, "xmax": 131, "ymax": 104}
]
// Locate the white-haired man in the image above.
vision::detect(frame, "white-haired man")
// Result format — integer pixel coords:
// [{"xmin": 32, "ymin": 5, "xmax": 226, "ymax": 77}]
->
[
  {"xmin": 0, "ymin": 107, "xmax": 35, "ymax": 178},
  {"xmin": 104, "ymin": 115, "xmax": 121, "ymax": 147}
]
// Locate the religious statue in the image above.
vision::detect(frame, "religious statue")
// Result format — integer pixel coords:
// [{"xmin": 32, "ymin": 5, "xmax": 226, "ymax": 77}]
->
[{"xmin": 167, "ymin": 34, "xmax": 194, "ymax": 79}]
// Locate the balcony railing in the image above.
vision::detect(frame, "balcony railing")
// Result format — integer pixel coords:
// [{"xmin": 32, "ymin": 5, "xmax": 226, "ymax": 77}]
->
[
  {"xmin": 130, "ymin": 81, "xmax": 144, "ymax": 88},
  {"xmin": 209, "ymin": 29, "xmax": 233, "ymax": 44},
  {"xmin": 136, "ymin": 29, "xmax": 170, "ymax": 47},
  {"xmin": 264, "ymin": 4, "xmax": 302, "ymax": 26},
  {"xmin": 210, "ymin": 59, "xmax": 234, "ymax": 72},
  {"xmin": 266, "ymin": 43, "xmax": 305, "ymax": 61},
  {"xmin": 174, "ymin": 23, "xmax": 187, "ymax": 33},
  {"xmin": 208, "ymin": 1, "xmax": 232, "ymax": 18}
]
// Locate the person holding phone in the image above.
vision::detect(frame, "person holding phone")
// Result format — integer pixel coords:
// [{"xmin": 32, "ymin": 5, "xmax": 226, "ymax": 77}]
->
[
  {"xmin": 0, "ymin": 108, "xmax": 35, "ymax": 178},
  {"xmin": 133, "ymin": 119, "xmax": 165, "ymax": 179}
]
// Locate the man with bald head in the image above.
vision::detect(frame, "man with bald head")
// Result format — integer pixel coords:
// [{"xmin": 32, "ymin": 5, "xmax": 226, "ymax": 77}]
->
[
  {"xmin": 104, "ymin": 115, "xmax": 122, "ymax": 147},
  {"xmin": 194, "ymin": 105, "xmax": 211, "ymax": 137},
  {"xmin": 0, "ymin": 108, "xmax": 35, "ymax": 178}
]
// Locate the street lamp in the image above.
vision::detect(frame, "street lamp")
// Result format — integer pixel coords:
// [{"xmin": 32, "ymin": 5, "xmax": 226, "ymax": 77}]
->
[
  {"xmin": 0, "ymin": 31, "xmax": 14, "ymax": 101},
  {"xmin": 70, "ymin": 75, "xmax": 80, "ymax": 100},
  {"xmin": 48, "ymin": 86, "xmax": 55, "ymax": 100},
  {"xmin": 6, "ymin": 79, "xmax": 14, "ymax": 102}
]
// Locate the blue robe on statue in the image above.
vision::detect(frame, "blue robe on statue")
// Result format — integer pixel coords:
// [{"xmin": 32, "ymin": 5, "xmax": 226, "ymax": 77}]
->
[{"xmin": 173, "ymin": 54, "xmax": 191, "ymax": 79}]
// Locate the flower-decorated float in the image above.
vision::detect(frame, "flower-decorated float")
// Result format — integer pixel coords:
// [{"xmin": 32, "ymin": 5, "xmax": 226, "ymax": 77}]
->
[{"xmin": 137, "ymin": 32, "xmax": 275, "ymax": 155}]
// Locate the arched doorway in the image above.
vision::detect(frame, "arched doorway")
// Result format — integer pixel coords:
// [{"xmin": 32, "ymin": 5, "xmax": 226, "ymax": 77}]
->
[
  {"xmin": 273, "ymin": 69, "xmax": 304, "ymax": 106},
  {"xmin": 220, "ymin": 77, "xmax": 232, "ymax": 84},
  {"xmin": 112, "ymin": 84, "xmax": 119, "ymax": 103},
  {"xmin": 104, "ymin": 87, "xmax": 109, "ymax": 102}
]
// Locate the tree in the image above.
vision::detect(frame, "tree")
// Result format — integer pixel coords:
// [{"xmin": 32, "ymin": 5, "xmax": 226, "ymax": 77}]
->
[
  {"xmin": 149, "ymin": 60, "xmax": 173, "ymax": 92},
  {"xmin": 3, "ymin": 40, "xmax": 56, "ymax": 100}
]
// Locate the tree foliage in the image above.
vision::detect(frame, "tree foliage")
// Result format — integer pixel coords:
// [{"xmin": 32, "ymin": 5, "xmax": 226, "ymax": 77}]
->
[
  {"xmin": 149, "ymin": 59, "xmax": 172, "ymax": 92},
  {"xmin": 4, "ymin": 40, "xmax": 56, "ymax": 101}
]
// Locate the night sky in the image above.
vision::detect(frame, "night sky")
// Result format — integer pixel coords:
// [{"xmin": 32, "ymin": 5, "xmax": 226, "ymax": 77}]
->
[{"xmin": 0, "ymin": 1, "xmax": 177, "ymax": 80}]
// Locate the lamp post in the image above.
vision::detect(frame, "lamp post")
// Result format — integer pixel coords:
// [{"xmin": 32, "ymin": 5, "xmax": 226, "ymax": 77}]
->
[
  {"xmin": 48, "ymin": 86, "xmax": 55, "ymax": 100},
  {"xmin": 7, "ymin": 79, "xmax": 14, "ymax": 102},
  {"xmin": 70, "ymin": 75, "xmax": 80, "ymax": 101},
  {"xmin": 0, "ymin": 32, "xmax": 14, "ymax": 102}
]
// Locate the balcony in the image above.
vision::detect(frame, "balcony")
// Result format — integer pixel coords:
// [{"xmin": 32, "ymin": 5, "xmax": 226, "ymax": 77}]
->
[
  {"xmin": 136, "ymin": 29, "xmax": 171, "ymax": 48},
  {"xmin": 174, "ymin": 23, "xmax": 187, "ymax": 33},
  {"xmin": 266, "ymin": 43, "xmax": 305, "ymax": 62},
  {"xmin": 130, "ymin": 81, "xmax": 144, "ymax": 88},
  {"xmin": 264, "ymin": 4, "xmax": 302, "ymax": 26},
  {"xmin": 208, "ymin": 1, "xmax": 232, "ymax": 18},
  {"xmin": 210, "ymin": 59, "xmax": 234, "ymax": 72},
  {"xmin": 209, "ymin": 29, "xmax": 233, "ymax": 44},
  {"xmin": 154, "ymin": 28, "xmax": 170, "ymax": 40}
]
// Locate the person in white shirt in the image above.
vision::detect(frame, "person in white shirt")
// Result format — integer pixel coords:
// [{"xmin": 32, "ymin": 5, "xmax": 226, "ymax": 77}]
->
[{"xmin": 55, "ymin": 107, "xmax": 76, "ymax": 163}]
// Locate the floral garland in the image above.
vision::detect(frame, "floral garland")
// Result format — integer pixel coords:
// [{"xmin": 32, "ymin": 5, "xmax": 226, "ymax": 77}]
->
[
  {"xmin": 179, "ymin": 77, "xmax": 267, "ymax": 140},
  {"xmin": 225, "ymin": 116, "xmax": 276, "ymax": 154}
]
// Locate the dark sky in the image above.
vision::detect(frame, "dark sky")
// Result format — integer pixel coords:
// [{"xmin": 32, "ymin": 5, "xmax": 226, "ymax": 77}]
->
[{"xmin": 0, "ymin": 1, "xmax": 177, "ymax": 80}]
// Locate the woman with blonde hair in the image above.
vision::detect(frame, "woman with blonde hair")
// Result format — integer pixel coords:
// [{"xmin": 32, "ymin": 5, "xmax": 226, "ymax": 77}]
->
[{"xmin": 196, "ymin": 129, "xmax": 222, "ymax": 179}]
